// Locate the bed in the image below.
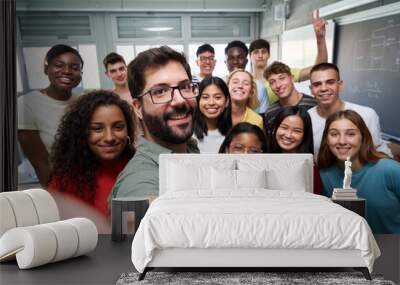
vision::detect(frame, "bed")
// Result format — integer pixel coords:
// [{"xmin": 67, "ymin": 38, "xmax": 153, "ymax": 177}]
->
[{"xmin": 131, "ymin": 154, "xmax": 380, "ymax": 280}]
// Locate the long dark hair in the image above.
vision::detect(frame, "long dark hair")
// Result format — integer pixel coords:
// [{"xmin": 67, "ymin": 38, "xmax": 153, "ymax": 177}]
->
[
  {"xmin": 50, "ymin": 90, "xmax": 136, "ymax": 201},
  {"xmin": 268, "ymin": 106, "xmax": 314, "ymax": 154},
  {"xmin": 318, "ymin": 110, "xmax": 387, "ymax": 168},
  {"xmin": 193, "ymin": 76, "xmax": 232, "ymax": 139},
  {"xmin": 218, "ymin": 122, "xmax": 267, "ymax": 153}
]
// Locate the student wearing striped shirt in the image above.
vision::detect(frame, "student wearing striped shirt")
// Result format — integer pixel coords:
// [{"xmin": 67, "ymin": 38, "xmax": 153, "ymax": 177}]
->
[
  {"xmin": 264, "ymin": 61, "xmax": 317, "ymax": 135},
  {"xmin": 249, "ymin": 9, "xmax": 328, "ymax": 115}
]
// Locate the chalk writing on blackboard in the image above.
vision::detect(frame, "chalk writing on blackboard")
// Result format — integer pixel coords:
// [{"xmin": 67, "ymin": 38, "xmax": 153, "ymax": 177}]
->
[{"xmin": 353, "ymin": 20, "xmax": 400, "ymax": 72}]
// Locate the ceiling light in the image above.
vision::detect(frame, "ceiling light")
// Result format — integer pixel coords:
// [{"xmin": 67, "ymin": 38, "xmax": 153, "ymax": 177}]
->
[{"xmin": 144, "ymin": 27, "xmax": 173, "ymax": 32}]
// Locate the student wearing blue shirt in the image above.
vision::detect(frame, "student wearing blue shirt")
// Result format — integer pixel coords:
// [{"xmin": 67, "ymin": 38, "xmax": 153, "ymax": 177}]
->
[{"xmin": 318, "ymin": 110, "xmax": 400, "ymax": 234}]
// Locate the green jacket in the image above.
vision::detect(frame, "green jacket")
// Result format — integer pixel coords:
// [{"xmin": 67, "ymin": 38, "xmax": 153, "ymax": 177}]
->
[{"xmin": 110, "ymin": 137, "xmax": 199, "ymax": 202}]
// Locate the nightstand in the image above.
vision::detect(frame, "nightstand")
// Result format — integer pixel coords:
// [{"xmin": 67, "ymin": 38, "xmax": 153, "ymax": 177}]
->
[
  {"xmin": 331, "ymin": 198, "xmax": 366, "ymax": 217},
  {"xmin": 111, "ymin": 197, "xmax": 149, "ymax": 242}
]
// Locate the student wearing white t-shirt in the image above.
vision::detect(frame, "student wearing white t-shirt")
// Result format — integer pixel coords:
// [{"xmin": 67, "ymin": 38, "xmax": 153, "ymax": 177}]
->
[
  {"xmin": 18, "ymin": 45, "xmax": 83, "ymax": 187},
  {"xmin": 193, "ymin": 76, "xmax": 232, "ymax": 153},
  {"xmin": 307, "ymin": 62, "xmax": 391, "ymax": 158}
]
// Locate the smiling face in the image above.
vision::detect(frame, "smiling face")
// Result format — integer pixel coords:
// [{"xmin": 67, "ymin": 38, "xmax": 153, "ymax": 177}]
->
[
  {"xmin": 227, "ymin": 132, "xmax": 263, "ymax": 154},
  {"xmin": 310, "ymin": 69, "xmax": 343, "ymax": 108},
  {"xmin": 226, "ymin": 47, "xmax": 248, "ymax": 73},
  {"xmin": 88, "ymin": 105, "xmax": 128, "ymax": 162},
  {"xmin": 196, "ymin": 51, "xmax": 216, "ymax": 78},
  {"xmin": 268, "ymin": 72, "xmax": 295, "ymax": 100},
  {"xmin": 46, "ymin": 52, "xmax": 82, "ymax": 91},
  {"xmin": 106, "ymin": 61, "xmax": 127, "ymax": 87},
  {"xmin": 327, "ymin": 118, "xmax": 362, "ymax": 163},
  {"xmin": 250, "ymin": 48, "xmax": 269, "ymax": 69},
  {"xmin": 228, "ymin": 71, "xmax": 252, "ymax": 105},
  {"xmin": 199, "ymin": 84, "xmax": 228, "ymax": 121},
  {"xmin": 275, "ymin": 114, "xmax": 304, "ymax": 153},
  {"xmin": 134, "ymin": 60, "xmax": 197, "ymax": 144}
]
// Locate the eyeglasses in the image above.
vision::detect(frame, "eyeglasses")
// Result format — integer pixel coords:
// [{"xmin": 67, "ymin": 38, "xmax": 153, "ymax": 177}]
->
[
  {"xmin": 138, "ymin": 82, "xmax": 199, "ymax": 104},
  {"xmin": 199, "ymin": 56, "xmax": 215, "ymax": 62}
]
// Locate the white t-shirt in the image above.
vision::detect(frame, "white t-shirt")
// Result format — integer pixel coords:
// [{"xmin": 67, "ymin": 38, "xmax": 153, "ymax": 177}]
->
[
  {"xmin": 193, "ymin": 129, "xmax": 225, "ymax": 153},
  {"xmin": 308, "ymin": 101, "xmax": 392, "ymax": 159},
  {"xmin": 17, "ymin": 90, "xmax": 79, "ymax": 152}
]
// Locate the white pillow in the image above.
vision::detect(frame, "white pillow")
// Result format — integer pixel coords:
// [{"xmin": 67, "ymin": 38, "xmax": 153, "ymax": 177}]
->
[
  {"xmin": 266, "ymin": 162, "xmax": 307, "ymax": 191},
  {"xmin": 236, "ymin": 169, "xmax": 267, "ymax": 189},
  {"xmin": 167, "ymin": 160, "xmax": 236, "ymax": 192},
  {"xmin": 211, "ymin": 169, "xmax": 267, "ymax": 190},
  {"xmin": 167, "ymin": 163, "xmax": 210, "ymax": 191},
  {"xmin": 211, "ymin": 168, "xmax": 236, "ymax": 190}
]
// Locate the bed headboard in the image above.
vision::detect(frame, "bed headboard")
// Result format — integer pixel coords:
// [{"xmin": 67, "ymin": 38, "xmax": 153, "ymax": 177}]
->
[{"xmin": 159, "ymin": 154, "xmax": 314, "ymax": 195}]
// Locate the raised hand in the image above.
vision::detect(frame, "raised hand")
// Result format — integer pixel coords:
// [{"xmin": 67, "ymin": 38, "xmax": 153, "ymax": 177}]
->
[{"xmin": 313, "ymin": 9, "xmax": 326, "ymax": 39}]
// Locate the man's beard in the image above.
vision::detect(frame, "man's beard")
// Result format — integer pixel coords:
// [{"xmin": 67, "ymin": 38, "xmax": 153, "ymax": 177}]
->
[{"xmin": 142, "ymin": 104, "xmax": 194, "ymax": 144}]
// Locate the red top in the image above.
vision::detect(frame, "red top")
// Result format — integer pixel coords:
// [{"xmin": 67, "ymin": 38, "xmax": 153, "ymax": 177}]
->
[{"xmin": 49, "ymin": 158, "xmax": 128, "ymax": 216}]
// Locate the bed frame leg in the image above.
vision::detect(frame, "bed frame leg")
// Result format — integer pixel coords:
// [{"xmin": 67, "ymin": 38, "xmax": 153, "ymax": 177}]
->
[
  {"xmin": 138, "ymin": 268, "xmax": 148, "ymax": 281},
  {"xmin": 354, "ymin": 267, "xmax": 371, "ymax": 280}
]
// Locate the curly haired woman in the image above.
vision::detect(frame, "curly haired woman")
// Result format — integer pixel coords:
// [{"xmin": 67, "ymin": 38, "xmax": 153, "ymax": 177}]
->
[{"xmin": 48, "ymin": 90, "xmax": 136, "ymax": 216}]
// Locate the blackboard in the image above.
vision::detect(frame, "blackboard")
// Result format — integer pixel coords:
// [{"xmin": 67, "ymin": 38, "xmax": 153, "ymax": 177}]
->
[{"xmin": 334, "ymin": 13, "xmax": 400, "ymax": 140}]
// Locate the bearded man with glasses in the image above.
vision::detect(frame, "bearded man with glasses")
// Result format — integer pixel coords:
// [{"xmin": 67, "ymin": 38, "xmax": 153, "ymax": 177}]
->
[{"xmin": 111, "ymin": 46, "xmax": 200, "ymax": 201}]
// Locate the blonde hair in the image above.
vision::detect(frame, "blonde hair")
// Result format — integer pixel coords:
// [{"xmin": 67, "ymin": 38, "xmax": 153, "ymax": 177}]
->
[{"xmin": 227, "ymin": 69, "xmax": 260, "ymax": 110}]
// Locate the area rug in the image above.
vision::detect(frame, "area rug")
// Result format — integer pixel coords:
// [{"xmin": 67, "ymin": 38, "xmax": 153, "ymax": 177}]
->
[{"xmin": 116, "ymin": 271, "xmax": 396, "ymax": 285}]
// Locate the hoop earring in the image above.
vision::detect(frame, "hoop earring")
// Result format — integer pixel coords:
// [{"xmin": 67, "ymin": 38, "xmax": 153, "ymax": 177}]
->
[{"xmin": 126, "ymin": 136, "xmax": 132, "ymax": 145}]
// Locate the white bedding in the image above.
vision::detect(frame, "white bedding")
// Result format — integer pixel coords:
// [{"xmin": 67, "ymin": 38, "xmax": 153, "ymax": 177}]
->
[{"xmin": 131, "ymin": 190, "xmax": 380, "ymax": 273}]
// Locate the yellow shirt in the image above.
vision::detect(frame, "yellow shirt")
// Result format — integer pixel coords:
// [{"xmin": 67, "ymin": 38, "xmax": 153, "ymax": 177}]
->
[
  {"xmin": 263, "ymin": 68, "xmax": 301, "ymax": 105},
  {"xmin": 242, "ymin": 107, "xmax": 264, "ymax": 130}
]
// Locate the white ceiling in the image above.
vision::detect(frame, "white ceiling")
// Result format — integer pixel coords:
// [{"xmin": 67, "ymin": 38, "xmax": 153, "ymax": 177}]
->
[{"xmin": 17, "ymin": 0, "xmax": 271, "ymax": 12}]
